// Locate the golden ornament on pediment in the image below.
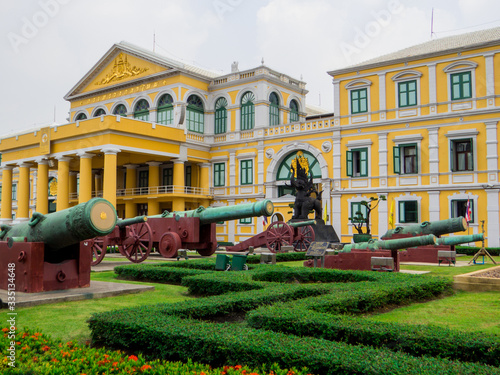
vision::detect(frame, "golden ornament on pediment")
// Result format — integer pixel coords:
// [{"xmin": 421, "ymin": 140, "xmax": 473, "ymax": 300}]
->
[
  {"xmin": 49, "ymin": 178, "xmax": 57, "ymax": 196},
  {"xmin": 291, "ymin": 151, "xmax": 309, "ymax": 177},
  {"xmin": 95, "ymin": 53, "xmax": 149, "ymax": 86}
]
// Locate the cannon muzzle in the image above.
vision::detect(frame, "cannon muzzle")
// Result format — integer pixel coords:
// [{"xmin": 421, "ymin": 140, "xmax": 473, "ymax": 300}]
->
[
  {"xmin": 0, "ymin": 198, "xmax": 117, "ymax": 251},
  {"xmin": 382, "ymin": 217, "xmax": 467, "ymax": 239},
  {"xmin": 341, "ymin": 234, "xmax": 437, "ymax": 253},
  {"xmin": 116, "ymin": 216, "xmax": 148, "ymax": 228},
  {"xmin": 152, "ymin": 199, "xmax": 274, "ymax": 224},
  {"xmin": 436, "ymin": 233, "xmax": 484, "ymax": 246}
]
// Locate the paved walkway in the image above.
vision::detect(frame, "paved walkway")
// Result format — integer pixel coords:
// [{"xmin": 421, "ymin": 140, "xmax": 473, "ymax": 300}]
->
[{"xmin": 0, "ymin": 281, "xmax": 154, "ymax": 308}]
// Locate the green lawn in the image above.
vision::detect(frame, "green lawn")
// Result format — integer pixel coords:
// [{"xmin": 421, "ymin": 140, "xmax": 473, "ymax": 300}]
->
[
  {"xmin": 7, "ymin": 257, "xmax": 500, "ymax": 343},
  {"xmin": 11, "ymin": 272, "xmax": 192, "ymax": 344}
]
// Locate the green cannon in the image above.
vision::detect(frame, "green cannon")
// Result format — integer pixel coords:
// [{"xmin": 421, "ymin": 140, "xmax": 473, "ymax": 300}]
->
[
  {"xmin": 0, "ymin": 198, "xmax": 117, "ymax": 251},
  {"xmin": 151, "ymin": 199, "xmax": 274, "ymax": 223},
  {"xmin": 0, "ymin": 198, "xmax": 117, "ymax": 293},
  {"xmin": 288, "ymin": 219, "xmax": 317, "ymax": 228},
  {"xmin": 435, "ymin": 233, "xmax": 483, "ymax": 246},
  {"xmin": 339, "ymin": 234, "xmax": 437, "ymax": 253},
  {"xmin": 381, "ymin": 217, "xmax": 467, "ymax": 239}
]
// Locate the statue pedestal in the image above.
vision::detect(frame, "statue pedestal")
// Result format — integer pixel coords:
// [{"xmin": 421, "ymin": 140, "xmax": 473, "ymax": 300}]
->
[{"xmin": 289, "ymin": 219, "xmax": 340, "ymax": 243}]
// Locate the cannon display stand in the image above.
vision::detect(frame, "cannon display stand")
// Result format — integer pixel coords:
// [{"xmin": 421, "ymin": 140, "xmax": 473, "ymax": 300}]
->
[{"xmin": 0, "ymin": 240, "xmax": 92, "ymax": 293}]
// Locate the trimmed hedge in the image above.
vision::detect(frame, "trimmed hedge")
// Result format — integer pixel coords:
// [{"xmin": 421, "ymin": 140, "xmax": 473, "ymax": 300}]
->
[
  {"xmin": 247, "ymin": 304, "xmax": 500, "ymax": 367},
  {"xmin": 89, "ymin": 312, "xmax": 500, "ymax": 374},
  {"xmin": 246, "ymin": 252, "xmax": 307, "ymax": 264},
  {"xmin": 456, "ymin": 246, "xmax": 500, "ymax": 256},
  {"xmin": 89, "ymin": 260, "xmax": 499, "ymax": 374}
]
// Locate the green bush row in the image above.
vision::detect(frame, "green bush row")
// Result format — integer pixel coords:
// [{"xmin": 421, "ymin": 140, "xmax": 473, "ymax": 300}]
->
[
  {"xmin": 114, "ymin": 263, "xmax": 210, "ymax": 284},
  {"xmin": 246, "ymin": 251, "xmax": 306, "ymax": 264},
  {"xmin": 0, "ymin": 328, "xmax": 310, "ymax": 375},
  {"xmin": 247, "ymin": 303, "xmax": 500, "ymax": 367},
  {"xmin": 456, "ymin": 246, "xmax": 500, "ymax": 256},
  {"xmin": 89, "ymin": 312, "xmax": 500, "ymax": 375}
]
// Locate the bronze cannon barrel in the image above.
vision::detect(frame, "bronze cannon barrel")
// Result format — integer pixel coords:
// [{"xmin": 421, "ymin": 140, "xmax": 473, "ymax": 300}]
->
[
  {"xmin": 382, "ymin": 217, "xmax": 467, "ymax": 239},
  {"xmin": 436, "ymin": 233, "xmax": 484, "ymax": 246},
  {"xmin": 116, "ymin": 215, "xmax": 148, "ymax": 228},
  {"xmin": 288, "ymin": 220, "xmax": 316, "ymax": 228},
  {"xmin": 341, "ymin": 234, "xmax": 437, "ymax": 253},
  {"xmin": 151, "ymin": 199, "xmax": 274, "ymax": 224},
  {"xmin": 0, "ymin": 198, "xmax": 117, "ymax": 251}
]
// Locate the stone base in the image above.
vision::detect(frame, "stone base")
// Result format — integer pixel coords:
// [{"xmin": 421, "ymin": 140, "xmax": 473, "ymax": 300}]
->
[{"xmin": 310, "ymin": 220, "xmax": 340, "ymax": 243}]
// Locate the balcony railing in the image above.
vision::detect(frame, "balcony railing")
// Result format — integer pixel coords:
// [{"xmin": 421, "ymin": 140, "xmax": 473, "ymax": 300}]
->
[{"xmin": 69, "ymin": 185, "xmax": 211, "ymax": 200}]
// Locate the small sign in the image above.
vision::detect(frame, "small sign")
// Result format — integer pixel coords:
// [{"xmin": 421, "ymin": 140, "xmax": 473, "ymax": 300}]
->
[{"xmin": 306, "ymin": 241, "xmax": 329, "ymax": 257}]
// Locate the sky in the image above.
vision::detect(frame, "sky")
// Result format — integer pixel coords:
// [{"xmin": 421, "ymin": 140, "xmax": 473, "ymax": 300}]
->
[{"xmin": 1, "ymin": 0, "xmax": 500, "ymax": 135}]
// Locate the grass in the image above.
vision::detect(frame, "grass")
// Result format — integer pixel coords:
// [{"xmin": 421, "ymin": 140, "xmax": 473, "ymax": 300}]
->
[
  {"xmin": 11, "ymin": 271, "xmax": 192, "ymax": 344},
  {"xmin": 367, "ymin": 290, "xmax": 500, "ymax": 335}
]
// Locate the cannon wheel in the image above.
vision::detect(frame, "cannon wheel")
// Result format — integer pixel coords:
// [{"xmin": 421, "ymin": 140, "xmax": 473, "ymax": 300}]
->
[
  {"xmin": 90, "ymin": 236, "xmax": 109, "ymax": 266},
  {"xmin": 120, "ymin": 222, "xmax": 153, "ymax": 263},
  {"xmin": 265, "ymin": 221, "xmax": 293, "ymax": 253},
  {"xmin": 197, "ymin": 241, "xmax": 218, "ymax": 256},
  {"xmin": 159, "ymin": 232, "xmax": 182, "ymax": 258},
  {"xmin": 293, "ymin": 225, "xmax": 315, "ymax": 252}
]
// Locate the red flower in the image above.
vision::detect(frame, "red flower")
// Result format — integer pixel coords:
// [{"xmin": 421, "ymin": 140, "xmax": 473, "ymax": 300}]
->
[
  {"xmin": 128, "ymin": 355, "xmax": 138, "ymax": 361},
  {"xmin": 141, "ymin": 364, "xmax": 152, "ymax": 371},
  {"xmin": 51, "ymin": 358, "xmax": 58, "ymax": 362},
  {"xmin": 1, "ymin": 328, "xmax": 8, "ymax": 332},
  {"xmin": 42, "ymin": 345, "xmax": 50, "ymax": 352},
  {"xmin": 235, "ymin": 365, "xmax": 242, "ymax": 370}
]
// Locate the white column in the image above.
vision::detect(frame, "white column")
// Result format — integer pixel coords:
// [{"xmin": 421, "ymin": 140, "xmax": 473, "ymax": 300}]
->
[
  {"xmin": 428, "ymin": 128, "xmax": 439, "ymax": 186},
  {"xmin": 428, "ymin": 63, "xmax": 437, "ymax": 113},
  {"xmin": 332, "ymin": 129, "xmax": 342, "ymax": 190},
  {"xmin": 229, "ymin": 151, "xmax": 236, "ymax": 195},
  {"xmin": 331, "ymin": 193, "xmax": 342, "ymax": 241},
  {"xmin": 378, "ymin": 133, "xmax": 388, "ymax": 188},
  {"xmin": 485, "ymin": 53, "xmax": 495, "ymax": 108},
  {"xmin": 486, "ymin": 188, "xmax": 500, "ymax": 247},
  {"xmin": 227, "ymin": 199, "xmax": 235, "ymax": 243},
  {"xmin": 378, "ymin": 72, "xmax": 386, "ymax": 120},
  {"xmin": 428, "ymin": 191, "xmax": 441, "ymax": 222},
  {"xmin": 257, "ymin": 144, "xmax": 265, "ymax": 195},
  {"xmin": 378, "ymin": 193, "xmax": 388, "ymax": 238},
  {"xmin": 485, "ymin": 121, "xmax": 498, "ymax": 183}
]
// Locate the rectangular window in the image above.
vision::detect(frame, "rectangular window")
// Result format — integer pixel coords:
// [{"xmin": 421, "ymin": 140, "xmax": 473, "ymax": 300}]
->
[
  {"xmin": 138, "ymin": 171, "xmax": 148, "ymax": 188},
  {"xmin": 398, "ymin": 80, "xmax": 417, "ymax": 107},
  {"xmin": 393, "ymin": 144, "xmax": 418, "ymax": 174},
  {"xmin": 162, "ymin": 168, "xmax": 173, "ymax": 186},
  {"xmin": 185, "ymin": 166, "xmax": 192, "ymax": 187},
  {"xmin": 451, "ymin": 199, "xmax": 474, "ymax": 223},
  {"xmin": 240, "ymin": 160, "xmax": 253, "ymax": 185},
  {"xmin": 451, "ymin": 71, "xmax": 472, "ymax": 100},
  {"xmin": 213, "ymin": 163, "xmax": 225, "ymax": 187},
  {"xmin": 239, "ymin": 217, "xmax": 252, "ymax": 224},
  {"xmin": 346, "ymin": 148, "xmax": 368, "ymax": 177},
  {"xmin": 350, "ymin": 202, "xmax": 368, "ymax": 222},
  {"xmin": 12, "ymin": 184, "xmax": 17, "ymax": 200},
  {"xmin": 398, "ymin": 201, "xmax": 418, "ymax": 223},
  {"xmin": 270, "ymin": 105, "xmax": 279, "ymax": 126},
  {"xmin": 450, "ymin": 138, "xmax": 473, "ymax": 172},
  {"xmin": 350, "ymin": 88, "xmax": 368, "ymax": 114}
]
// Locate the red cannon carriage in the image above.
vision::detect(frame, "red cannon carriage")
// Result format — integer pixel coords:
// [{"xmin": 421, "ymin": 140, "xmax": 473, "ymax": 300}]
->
[
  {"xmin": 90, "ymin": 200, "xmax": 274, "ymax": 265},
  {"xmin": 226, "ymin": 219, "xmax": 316, "ymax": 253}
]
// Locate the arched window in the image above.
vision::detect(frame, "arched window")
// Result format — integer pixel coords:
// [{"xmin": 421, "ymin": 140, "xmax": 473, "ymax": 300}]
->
[
  {"xmin": 240, "ymin": 91, "xmax": 255, "ymax": 130},
  {"xmin": 113, "ymin": 104, "xmax": 127, "ymax": 117},
  {"xmin": 289, "ymin": 100, "xmax": 299, "ymax": 122},
  {"xmin": 276, "ymin": 150, "xmax": 322, "ymax": 197},
  {"xmin": 157, "ymin": 94, "xmax": 174, "ymax": 125},
  {"xmin": 214, "ymin": 97, "xmax": 228, "ymax": 134},
  {"xmin": 186, "ymin": 95, "xmax": 204, "ymax": 133},
  {"xmin": 93, "ymin": 108, "xmax": 106, "ymax": 117},
  {"xmin": 75, "ymin": 113, "xmax": 87, "ymax": 121},
  {"xmin": 269, "ymin": 92, "xmax": 280, "ymax": 126},
  {"xmin": 134, "ymin": 99, "xmax": 150, "ymax": 121}
]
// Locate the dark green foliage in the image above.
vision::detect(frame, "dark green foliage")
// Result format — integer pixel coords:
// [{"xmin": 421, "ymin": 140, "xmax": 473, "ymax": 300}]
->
[
  {"xmin": 456, "ymin": 246, "xmax": 500, "ymax": 256},
  {"xmin": 246, "ymin": 252, "xmax": 307, "ymax": 264},
  {"xmin": 90, "ymin": 260, "xmax": 500, "ymax": 374}
]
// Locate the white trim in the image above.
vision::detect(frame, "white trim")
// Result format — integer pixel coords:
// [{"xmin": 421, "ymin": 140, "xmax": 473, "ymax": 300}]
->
[{"xmin": 394, "ymin": 193, "xmax": 422, "ymax": 225}]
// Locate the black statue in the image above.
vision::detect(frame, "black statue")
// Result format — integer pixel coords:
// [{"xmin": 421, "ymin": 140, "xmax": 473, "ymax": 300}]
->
[{"xmin": 289, "ymin": 158, "xmax": 322, "ymax": 220}]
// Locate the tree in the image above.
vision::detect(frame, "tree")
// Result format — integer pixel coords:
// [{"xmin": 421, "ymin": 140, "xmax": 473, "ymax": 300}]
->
[{"xmin": 348, "ymin": 195, "xmax": 386, "ymax": 234}]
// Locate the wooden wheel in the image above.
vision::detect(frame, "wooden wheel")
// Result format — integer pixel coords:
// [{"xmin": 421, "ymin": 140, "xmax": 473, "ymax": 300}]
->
[
  {"xmin": 197, "ymin": 241, "xmax": 218, "ymax": 256},
  {"xmin": 265, "ymin": 221, "xmax": 293, "ymax": 253},
  {"xmin": 119, "ymin": 222, "xmax": 153, "ymax": 263},
  {"xmin": 159, "ymin": 232, "xmax": 182, "ymax": 258},
  {"xmin": 90, "ymin": 236, "xmax": 109, "ymax": 266},
  {"xmin": 293, "ymin": 225, "xmax": 315, "ymax": 252}
]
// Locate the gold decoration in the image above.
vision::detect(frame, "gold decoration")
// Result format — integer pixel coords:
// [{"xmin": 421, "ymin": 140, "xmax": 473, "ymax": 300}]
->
[
  {"xmin": 95, "ymin": 53, "xmax": 149, "ymax": 86},
  {"xmin": 291, "ymin": 151, "xmax": 309, "ymax": 177},
  {"xmin": 40, "ymin": 127, "xmax": 50, "ymax": 155},
  {"xmin": 49, "ymin": 178, "xmax": 57, "ymax": 196}
]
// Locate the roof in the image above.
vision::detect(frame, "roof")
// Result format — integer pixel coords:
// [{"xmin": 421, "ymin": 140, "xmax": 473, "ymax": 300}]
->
[{"xmin": 328, "ymin": 26, "xmax": 500, "ymax": 76}]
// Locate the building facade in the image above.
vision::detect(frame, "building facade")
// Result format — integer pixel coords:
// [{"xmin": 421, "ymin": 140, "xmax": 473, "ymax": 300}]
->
[{"xmin": 1, "ymin": 27, "xmax": 500, "ymax": 246}]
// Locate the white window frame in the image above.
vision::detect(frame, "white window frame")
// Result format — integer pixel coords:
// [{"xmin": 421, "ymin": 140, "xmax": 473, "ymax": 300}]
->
[
  {"xmin": 345, "ymin": 79, "xmax": 372, "ymax": 122},
  {"xmin": 443, "ymin": 60, "xmax": 478, "ymax": 111},
  {"xmin": 391, "ymin": 70, "xmax": 422, "ymax": 117}
]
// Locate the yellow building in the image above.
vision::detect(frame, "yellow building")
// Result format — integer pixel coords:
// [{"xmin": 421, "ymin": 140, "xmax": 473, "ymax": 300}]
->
[
  {"xmin": 1, "ymin": 27, "xmax": 500, "ymax": 246},
  {"xmin": 328, "ymin": 27, "xmax": 500, "ymax": 246}
]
